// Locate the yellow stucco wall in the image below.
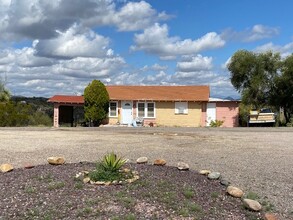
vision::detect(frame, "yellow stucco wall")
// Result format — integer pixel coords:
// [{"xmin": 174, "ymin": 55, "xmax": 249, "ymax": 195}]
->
[
  {"xmin": 108, "ymin": 117, "xmax": 119, "ymax": 125},
  {"xmin": 156, "ymin": 102, "xmax": 202, "ymax": 127}
]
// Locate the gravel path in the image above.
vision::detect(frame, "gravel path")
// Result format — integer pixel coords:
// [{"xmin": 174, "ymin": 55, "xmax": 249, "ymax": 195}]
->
[{"xmin": 0, "ymin": 127, "xmax": 292, "ymax": 219}]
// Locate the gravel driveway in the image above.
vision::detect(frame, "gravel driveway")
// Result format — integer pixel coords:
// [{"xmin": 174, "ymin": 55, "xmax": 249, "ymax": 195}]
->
[{"xmin": 0, "ymin": 127, "xmax": 292, "ymax": 219}]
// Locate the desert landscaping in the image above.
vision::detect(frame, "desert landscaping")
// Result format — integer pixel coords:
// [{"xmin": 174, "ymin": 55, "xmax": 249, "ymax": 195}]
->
[{"xmin": 0, "ymin": 127, "xmax": 292, "ymax": 219}]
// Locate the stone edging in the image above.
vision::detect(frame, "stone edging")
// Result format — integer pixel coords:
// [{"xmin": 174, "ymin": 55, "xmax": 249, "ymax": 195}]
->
[{"xmin": 1, "ymin": 156, "xmax": 278, "ymax": 220}]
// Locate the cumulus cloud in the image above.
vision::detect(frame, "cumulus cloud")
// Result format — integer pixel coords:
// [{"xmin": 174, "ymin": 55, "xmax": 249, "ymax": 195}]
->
[
  {"xmin": 177, "ymin": 55, "xmax": 213, "ymax": 72},
  {"xmin": 85, "ymin": 1, "xmax": 169, "ymax": 31},
  {"xmin": 0, "ymin": 0, "xmax": 241, "ymax": 98},
  {"xmin": 15, "ymin": 47, "xmax": 55, "ymax": 67},
  {"xmin": 221, "ymin": 24, "xmax": 279, "ymax": 42},
  {"xmin": 131, "ymin": 23, "xmax": 225, "ymax": 59},
  {"xmin": 254, "ymin": 41, "xmax": 293, "ymax": 57},
  {"xmin": 0, "ymin": 0, "xmax": 98, "ymax": 40},
  {"xmin": 35, "ymin": 25, "xmax": 111, "ymax": 59},
  {"xmin": 0, "ymin": 0, "xmax": 169, "ymax": 41},
  {"xmin": 140, "ymin": 63, "xmax": 168, "ymax": 71},
  {"xmin": 0, "ymin": 40, "xmax": 125, "ymax": 96},
  {"xmin": 0, "ymin": 50, "xmax": 15, "ymax": 65}
]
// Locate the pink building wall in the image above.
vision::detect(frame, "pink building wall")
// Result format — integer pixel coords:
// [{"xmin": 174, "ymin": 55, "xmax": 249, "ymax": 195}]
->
[
  {"xmin": 201, "ymin": 101, "xmax": 239, "ymax": 127},
  {"xmin": 215, "ymin": 102, "xmax": 239, "ymax": 127}
]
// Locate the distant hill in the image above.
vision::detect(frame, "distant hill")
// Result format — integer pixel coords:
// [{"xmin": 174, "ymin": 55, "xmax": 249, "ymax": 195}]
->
[{"xmin": 11, "ymin": 96, "xmax": 53, "ymax": 117}]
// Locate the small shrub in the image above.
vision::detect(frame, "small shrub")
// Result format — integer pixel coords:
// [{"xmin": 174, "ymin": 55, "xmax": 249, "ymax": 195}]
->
[
  {"xmin": 28, "ymin": 111, "xmax": 52, "ymax": 126},
  {"xmin": 125, "ymin": 214, "xmax": 136, "ymax": 220},
  {"xmin": 74, "ymin": 182, "xmax": 83, "ymax": 189},
  {"xmin": 188, "ymin": 202, "xmax": 202, "ymax": 212},
  {"xmin": 179, "ymin": 208, "xmax": 189, "ymax": 217},
  {"xmin": 211, "ymin": 191, "xmax": 220, "ymax": 198},
  {"xmin": 24, "ymin": 186, "xmax": 37, "ymax": 194},
  {"xmin": 261, "ymin": 199, "xmax": 275, "ymax": 212},
  {"xmin": 48, "ymin": 181, "xmax": 65, "ymax": 190},
  {"xmin": 245, "ymin": 191, "xmax": 259, "ymax": 200},
  {"xmin": 89, "ymin": 168, "xmax": 122, "ymax": 182},
  {"xmin": 183, "ymin": 187, "xmax": 194, "ymax": 199},
  {"xmin": 36, "ymin": 173, "xmax": 53, "ymax": 182},
  {"xmin": 209, "ymin": 120, "xmax": 224, "ymax": 127}
]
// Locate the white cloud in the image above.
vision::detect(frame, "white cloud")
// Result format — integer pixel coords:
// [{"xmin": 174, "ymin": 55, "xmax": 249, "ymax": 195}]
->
[
  {"xmin": 221, "ymin": 24, "xmax": 279, "ymax": 42},
  {"xmin": 83, "ymin": 1, "xmax": 169, "ymax": 31},
  {"xmin": 112, "ymin": 1, "xmax": 169, "ymax": 31},
  {"xmin": 0, "ymin": 0, "xmax": 169, "ymax": 41},
  {"xmin": 143, "ymin": 71, "xmax": 169, "ymax": 83},
  {"xmin": 254, "ymin": 41, "xmax": 293, "ymax": 57},
  {"xmin": 15, "ymin": 47, "xmax": 55, "ymax": 67},
  {"xmin": 0, "ymin": 50, "xmax": 15, "ymax": 65},
  {"xmin": 1, "ymin": 41, "xmax": 126, "ymax": 97},
  {"xmin": 35, "ymin": 25, "xmax": 111, "ymax": 59},
  {"xmin": 131, "ymin": 23, "xmax": 225, "ymax": 59},
  {"xmin": 140, "ymin": 63, "xmax": 168, "ymax": 71},
  {"xmin": 177, "ymin": 55, "xmax": 213, "ymax": 72}
]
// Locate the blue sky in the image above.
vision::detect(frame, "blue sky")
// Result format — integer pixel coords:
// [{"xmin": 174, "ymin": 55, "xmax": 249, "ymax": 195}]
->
[{"xmin": 0, "ymin": 0, "xmax": 293, "ymax": 98}]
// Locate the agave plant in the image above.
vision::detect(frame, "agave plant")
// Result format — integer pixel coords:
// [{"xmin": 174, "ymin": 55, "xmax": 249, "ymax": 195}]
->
[{"xmin": 99, "ymin": 152, "xmax": 127, "ymax": 173}]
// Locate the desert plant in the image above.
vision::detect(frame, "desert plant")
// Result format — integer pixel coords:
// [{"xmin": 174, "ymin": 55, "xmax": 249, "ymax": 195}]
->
[
  {"xmin": 88, "ymin": 152, "xmax": 128, "ymax": 182},
  {"xmin": 210, "ymin": 120, "xmax": 224, "ymax": 127},
  {"xmin": 183, "ymin": 187, "xmax": 195, "ymax": 199},
  {"xmin": 100, "ymin": 152, "xmax": 127, "ymax": 172}
]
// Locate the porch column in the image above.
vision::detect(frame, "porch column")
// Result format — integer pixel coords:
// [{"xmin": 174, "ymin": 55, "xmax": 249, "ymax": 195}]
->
[{"xmin": 53, "ymin": 103, "xmax": 60, "ymax": 127}]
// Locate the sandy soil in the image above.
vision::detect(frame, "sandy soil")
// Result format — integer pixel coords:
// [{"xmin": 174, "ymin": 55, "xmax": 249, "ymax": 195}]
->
[{"xmin": 0, "ymin": 127, "xmax": 292, "ymax": 219}]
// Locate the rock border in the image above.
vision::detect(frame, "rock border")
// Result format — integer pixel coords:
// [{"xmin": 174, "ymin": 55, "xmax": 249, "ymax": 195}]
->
[{"xmin": 0, "ymin": 156, "xmax": 278, "ymax": 220}]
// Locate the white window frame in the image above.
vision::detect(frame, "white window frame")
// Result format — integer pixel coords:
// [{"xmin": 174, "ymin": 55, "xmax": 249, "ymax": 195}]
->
[
  {"xmin": 137, "ymin": 102, "xmax": 156, "ymax": 118},
  {"xmin": 175, "ymin": 102, "xmax": 188, "ymax": 115},
  {"xmin": 109, "ymin": 101, "xmax": 118, "ymax": 117}
]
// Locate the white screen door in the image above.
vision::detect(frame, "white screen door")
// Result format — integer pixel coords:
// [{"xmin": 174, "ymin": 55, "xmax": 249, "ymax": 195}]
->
[
  {"xmin": 121, "ymin": 101, "xmax": 133, "ymax": 124},
  {"xmin": 206, "ymin": 103, "xmax": 216, "ymax": 126}
]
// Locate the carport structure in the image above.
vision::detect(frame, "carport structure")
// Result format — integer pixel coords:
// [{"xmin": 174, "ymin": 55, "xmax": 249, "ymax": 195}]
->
[{"xmin": 48, "ymin": 95, "xmax": 84, "ymax": 127}]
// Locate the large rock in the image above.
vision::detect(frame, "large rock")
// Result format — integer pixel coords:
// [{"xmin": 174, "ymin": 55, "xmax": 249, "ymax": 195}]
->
[
  {"xmin": 177, "ymin": 162, "xmax": 189, "ymax": 171},
  {"xmin": 47, "ymin": 157, "xmax": 65, "ymax": 165},
  {"xmin": 0, "ymin": 163, "xmax": 13, "ymax": 173},
  {"xmin": 136, "ymin": 157, "xmax": 148, "ymax": 164},
  {"xmin": 153, "ymin": 159, "xmax": 166, "ymax": 166},
  {"xmin": 243, "ymin": 199, "xmax": 262, "ymax": 211},
  {"xmin": 24, "ymin": 163, "xmax": 35, "ymax": 169},
  {"xmin": 220, "ymin": 179, "xmax": 230, "ymax": 187},
  {"xmin": 264, "ymin": 213, "xmax": 278, "ymax": 220},
  {"xmin": 207, "ymin": 172, "xmax": 221, "ymax": 180},
  {"xmin": 199, "ymin": 170, "xmax": 211, "ymax": 175},
  {"xmin": 227, "ymin": 186, "xmax": 244, "ymax": 198}
]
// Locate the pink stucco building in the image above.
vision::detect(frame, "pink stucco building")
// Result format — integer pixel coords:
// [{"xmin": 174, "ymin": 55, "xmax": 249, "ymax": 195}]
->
[{"xmin": 201, "ymin": 98, "xmax": 239, "ymax": 127}]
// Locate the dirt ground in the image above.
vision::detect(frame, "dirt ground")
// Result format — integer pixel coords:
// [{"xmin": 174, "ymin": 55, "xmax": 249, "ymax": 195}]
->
[{"xmin": 0, "ymin": 127, "xmax": 292, "ymax": 219}]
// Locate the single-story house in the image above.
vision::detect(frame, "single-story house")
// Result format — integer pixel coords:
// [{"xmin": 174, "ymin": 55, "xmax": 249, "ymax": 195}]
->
[{"xmin": 48, "ymin": 85, "xmax": 239, "ymax": 127}]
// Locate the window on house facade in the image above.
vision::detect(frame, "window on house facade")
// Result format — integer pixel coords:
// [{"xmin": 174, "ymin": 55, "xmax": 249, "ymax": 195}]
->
[
  {"xmin": 137, "ymin": 103, "xmax": 145, "ymax": 118},
  {"xmin": 175, "ymin": 102, "xmax": 188, "ymax": 114},
  {"xmin": 147, "ymin": 103, "xmax": 155, "ymax": 117},
  {"xmin": 137, "ymin": 102, "xmax": 155, "ymax": 118},
  {"xmin": 109, "ymin": 101, "xmax": 118, "ymax": 117}
]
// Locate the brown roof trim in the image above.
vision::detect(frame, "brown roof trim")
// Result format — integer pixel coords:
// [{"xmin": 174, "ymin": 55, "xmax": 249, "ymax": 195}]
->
[
  {"xmin": 48, "ymin": 85, "xmax": 210, "ymax": 104},
  {"xmin": 48, "ymin": 95, "xmax": 84, "ymax": 104}
]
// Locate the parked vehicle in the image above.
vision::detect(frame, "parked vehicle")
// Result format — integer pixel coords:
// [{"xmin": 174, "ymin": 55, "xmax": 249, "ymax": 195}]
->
[{"xmin": 248, "ymin": 108, "xmax": 276, "ymax": 126}]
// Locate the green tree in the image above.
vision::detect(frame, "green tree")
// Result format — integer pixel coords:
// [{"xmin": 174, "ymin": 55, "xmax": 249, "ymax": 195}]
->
[
  {"xmin": 272, "ymin": 54, "xmax": 293, "ymax": 124},
  {"xmin": 84, "ymin": 80, "xmax": 109, "ymax": 126},
  {"xmin": 0, "ymin": 102, "xmax": 32, "ymax": 126},
  {"xmin": 228, "ymin": 50, "xmax": 281, "ymax": 109},
  {"xmin": 228, "ymin": 50, "xmax": 293, "ymax": 125},
  {"xmin": 0, "ymin": 80, "xmax": 10, "ymax": 103}
]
